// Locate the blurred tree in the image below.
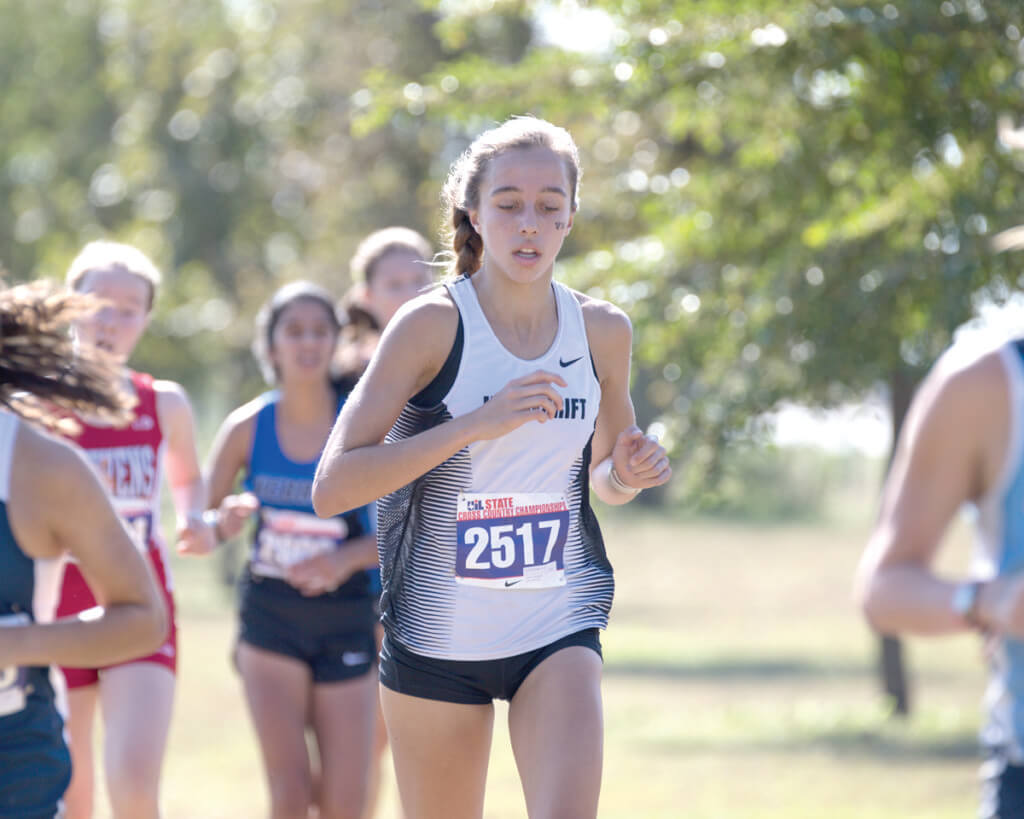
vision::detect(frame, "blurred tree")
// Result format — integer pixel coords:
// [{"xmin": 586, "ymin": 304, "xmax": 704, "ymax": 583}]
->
[
  {"xmin": 6, "ymin": 0, "xmax": 1024, "ymax": 713},
  {"xmin": 389, "ymin": 0, "xmax": 1024, "ymax": 488},
  {"xmin": 353, "ymin": 0, "xmax": 1024, "ymax": 714},
  {"xmin": 0, "ymin": 0, "xmax": 456, "ymax": 416}
]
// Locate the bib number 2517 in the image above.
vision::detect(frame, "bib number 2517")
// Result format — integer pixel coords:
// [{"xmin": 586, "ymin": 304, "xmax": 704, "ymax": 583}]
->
[{"xmin": 455, "ymin": 493, "xmax": 569, "ymax": 590}]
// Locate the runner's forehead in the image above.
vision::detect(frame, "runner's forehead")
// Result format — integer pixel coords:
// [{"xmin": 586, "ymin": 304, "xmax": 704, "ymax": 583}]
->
[{"xmin": 484, "ymin": 148, "xmax": 570, "ymax": 197}]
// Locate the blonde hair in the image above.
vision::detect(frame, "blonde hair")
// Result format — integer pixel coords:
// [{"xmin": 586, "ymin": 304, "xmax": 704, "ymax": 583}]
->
[
  {"xmin": 66, "ymin": 241, "xmax": 162, "ymax": 311},
  {"xmin": 441, "ymin": 116, "xmax": 581, "ymax": 278},
  {"xmin": 350, "ymin": 227, "xmax": 433, "ymax": 286}
]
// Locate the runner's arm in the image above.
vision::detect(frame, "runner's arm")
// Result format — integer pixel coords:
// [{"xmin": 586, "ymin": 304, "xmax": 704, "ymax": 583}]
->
[
  {"xmin": 856, "ymin": 351, "xmax": 1003, "ymax": 634},
  {"xmin": 1, "ymin": 427, "xmax": 165, "ymax": 667},
  {"xmin": 583, "ymin": 297, "xmax": 671, "ymax": 505}
]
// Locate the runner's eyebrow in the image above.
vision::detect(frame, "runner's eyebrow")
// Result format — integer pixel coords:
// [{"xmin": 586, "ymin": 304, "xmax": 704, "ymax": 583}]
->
[{"xmin": 490, "ymin": 185, "xmax": 567, "ymax": 197}]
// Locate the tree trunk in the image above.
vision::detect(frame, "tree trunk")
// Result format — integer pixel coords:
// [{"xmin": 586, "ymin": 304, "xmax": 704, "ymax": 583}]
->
[
  {"xmin": 879, "ymin": 635, "xmax": 909, "ymax": 717},
  {"xmin": 877, "ymin": 367, "xmax": 917, "ymax": 717}
]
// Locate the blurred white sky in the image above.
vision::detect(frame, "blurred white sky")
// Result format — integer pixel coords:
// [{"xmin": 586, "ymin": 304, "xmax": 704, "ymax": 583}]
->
[
  {"xmin": 770, "ymin": 399, "xmax": 892, "ymax": 458},
  {"xmin": 772, "ymin": 294, "xmax": 1024, "ymax": 457},
  {"xmin": 534, "ymin": 1, "xmax": 616, "ymax": 53}
]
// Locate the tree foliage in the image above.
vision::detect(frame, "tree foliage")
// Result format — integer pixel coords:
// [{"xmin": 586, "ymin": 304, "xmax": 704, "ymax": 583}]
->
[
  {"xmin": 0, "ymin": 0, "xmax": 453, "ymax": 408},
  {"xmin": 3, "ymin": 1, "xmax": 1024, "ymax": 490}
]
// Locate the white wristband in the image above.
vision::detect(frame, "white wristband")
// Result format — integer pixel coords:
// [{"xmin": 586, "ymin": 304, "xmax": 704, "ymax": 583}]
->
[
  {"xmin": 609, "ymin": 464, "xmax": 641, "ymax": 496},
  {"xmin": 202, "ymin": 509, "xmax": 226, "ymax": 543}
]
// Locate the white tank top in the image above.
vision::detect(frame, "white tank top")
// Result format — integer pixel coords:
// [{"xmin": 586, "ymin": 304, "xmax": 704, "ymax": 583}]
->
[
  {"xmin": 376, "ymin": 276, "xmax": 611, "ymax": 660},
  {"xmin": 970, "ymin": 340, "xmax": 1024, "ymax": 760}
]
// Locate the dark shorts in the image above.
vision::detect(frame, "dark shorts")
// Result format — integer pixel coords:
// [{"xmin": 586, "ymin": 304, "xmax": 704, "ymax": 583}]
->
[
  {"xmin": 981, "ymin": 755, "xmax": 1024, "ymax": 818},
  {"xmin": 0, "ymin": 696, "xmax": 72, "ymax": 819},
  {"xmin": 238, "ymin": 571, "xmax": 376, "ymax": 684},
  {"xmin": 379, "ymin": 628, "xmax": 602, "ymax": 705}
]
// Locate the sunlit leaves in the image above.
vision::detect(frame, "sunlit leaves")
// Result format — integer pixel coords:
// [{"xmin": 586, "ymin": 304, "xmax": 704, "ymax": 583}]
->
[{"xmin": 4, "ymin": 0, "xmax": 1024, "ymax": 500}]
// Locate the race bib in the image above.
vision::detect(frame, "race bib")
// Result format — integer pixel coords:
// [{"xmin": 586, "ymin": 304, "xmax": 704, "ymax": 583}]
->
[
  {"xmin": 455, "ymin": 493, "xmax": 569, "ymax": 590},
  {"xmin": 0, "ymin": 612, "xmax": 30, "ymax": 717},
  {"xmin": 252, "ymin": 508, "xmax": 348, "ymax": 578},
  {"xmin": 114, "ymin": 499, "xmax": 153, "ymax": 552}
]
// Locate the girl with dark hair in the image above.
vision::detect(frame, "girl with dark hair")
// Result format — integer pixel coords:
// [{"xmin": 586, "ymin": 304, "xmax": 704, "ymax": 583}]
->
[
  {"xmin": 313, "ymin": 117, "xmax": 671, "ymax": 818},
  {"xmin": 0, "ymin": 280, "xmax": 165, "ymax": 819},
  {"xmin": 202, "ymin": 280, "xmax": 379, "ymax": 819}
]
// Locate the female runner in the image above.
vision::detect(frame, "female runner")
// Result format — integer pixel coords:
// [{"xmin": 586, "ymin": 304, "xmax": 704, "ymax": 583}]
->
[
  {"xmin": 0, "ymin": 280, "xmax": 165, "ymax": 819},
  {"xmin": 56, "ymin": 241, "xmax": 215, "ymax": 819},
  {"xmin": 313, "ymin": 117, "xmax": 671, "ymax": 818},
  {"xmin": 204, "ymin": 281, "xmax": 380, "ymax": 819}
]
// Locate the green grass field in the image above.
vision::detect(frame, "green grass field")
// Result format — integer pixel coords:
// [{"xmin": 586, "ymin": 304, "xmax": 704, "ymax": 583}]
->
[{"xmin": 89, "ymin": 505, "xmax": 986, "ymax": 817}]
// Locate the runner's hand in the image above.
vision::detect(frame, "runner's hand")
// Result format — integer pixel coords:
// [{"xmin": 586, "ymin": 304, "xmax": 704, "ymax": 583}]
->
[
  {"xmin": 611, "ymin": 426, "xmax": 672, "ymax": 490},
  {"xmin": 176, "ymin": 514, "xmax": 217, "ymax": 556},
  {"xmin": 286, "ymin": 549, "xmax": 355, "ymax": 597},
  {"xmin": 469, "ymin": 370, "xmax": 567, "ymax": 440},
  {"xmin": 217, "ymin": 492, "xmax": 260, "ymax": 541},
  {"xmin": 976, "ymin": 574, "xmax": 1024, "ymax": 639}
]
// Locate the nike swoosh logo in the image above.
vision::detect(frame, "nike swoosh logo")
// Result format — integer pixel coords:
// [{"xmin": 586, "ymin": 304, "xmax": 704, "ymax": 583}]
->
[
  {"xmin": 559, "ymin": 356, "xmax": 583, "ymax": 367},
  {"xmin": 131, "ymin": 415, "xmax": 155, "ymax": 431},
  {"xmin": 504, "ymin": 579, "xmax": 522, "ymax": 587}
]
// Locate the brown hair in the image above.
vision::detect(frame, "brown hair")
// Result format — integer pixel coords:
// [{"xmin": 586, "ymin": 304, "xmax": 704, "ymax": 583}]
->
[
  {"xmin": 350, "ymin": 227, "xmax": 433, "ymax": 287},
  {"xmin": 66, "ymin": 241, "xmax": 162, "ymax": 312},
  {"xmin": 0, "ymin": 279, "xmax": 132, "ymax": 430},
  {"xmin": 440, "ymin": 116, "xmax": 581, "ymax": 278}
]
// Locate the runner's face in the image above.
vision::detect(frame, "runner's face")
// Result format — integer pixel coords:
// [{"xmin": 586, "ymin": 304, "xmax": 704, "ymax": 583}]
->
[
  {"xmin": 73, "ymin": 267, "xmax": 151, "ymax": 363},
  {"xmin": 364, "ymin": 250, "xmax": 431, "ymax": 328},
  {"xmin": 471, "ymin": 146, "xmax": 574, "ymax": 285},
  {"xmin": 269, "ymin": 298, "xmax": 338, "ymax": 384}
]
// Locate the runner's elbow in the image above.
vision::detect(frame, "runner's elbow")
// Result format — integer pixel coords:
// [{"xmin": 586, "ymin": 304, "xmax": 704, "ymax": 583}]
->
[
  {"xmin": 142, "ymin": 598, "xmax": 168, "ymax": 652},
  {"xmin": 311, "ymin": 474, "xmax": 349, "ymax": 518},
  {"xmin": 116, "ymin": 595, "xmax": 168, "ymax": 658},
  {"xmin": 856, "ymin": 566, "xmax": 900, "ymax": 636}
]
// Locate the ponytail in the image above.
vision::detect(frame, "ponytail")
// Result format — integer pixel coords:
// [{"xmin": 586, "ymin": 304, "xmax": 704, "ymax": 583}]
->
[{"xmin": 451, "ymin": 208, "xmax": 483, "ymax": 277}]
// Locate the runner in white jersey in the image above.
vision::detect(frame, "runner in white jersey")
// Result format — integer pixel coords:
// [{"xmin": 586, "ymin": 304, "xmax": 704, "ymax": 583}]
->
[
  {"xmin": 858, "ymin": 338, "xmax": 1024, "ymax": 818},
  {"xmin": 313, "ymin": 117, "xmax": 671, "ymax": 819}
]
